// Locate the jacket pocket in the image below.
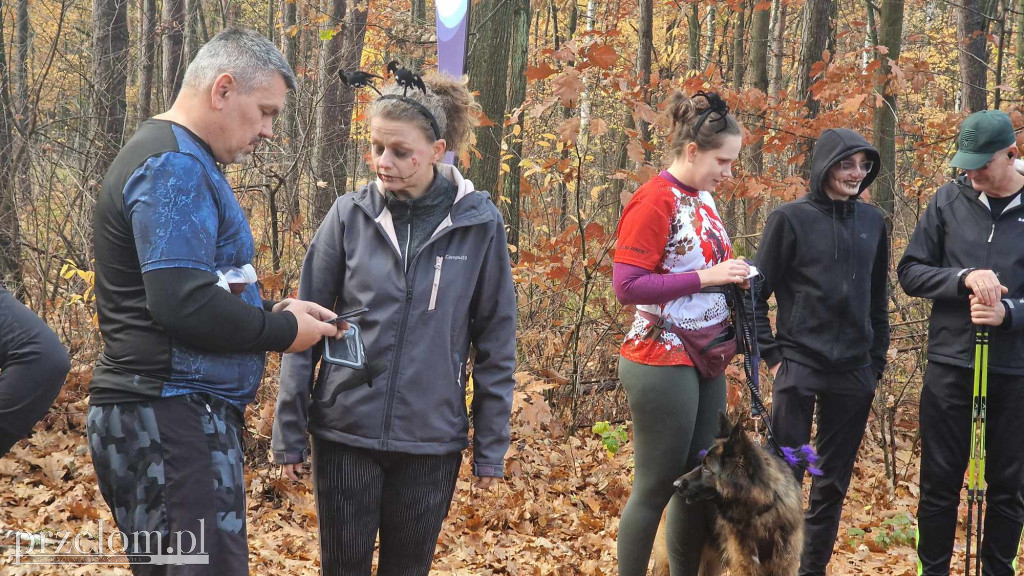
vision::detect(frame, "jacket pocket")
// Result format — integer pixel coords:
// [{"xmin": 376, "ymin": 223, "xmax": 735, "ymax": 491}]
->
[
  {"xmin": 789, "ymin": 292, "xmax": 804, "ymax": 330},
  {"xmin": 429, "ymin": 256, "xmax": 443, "ymax": 311}
]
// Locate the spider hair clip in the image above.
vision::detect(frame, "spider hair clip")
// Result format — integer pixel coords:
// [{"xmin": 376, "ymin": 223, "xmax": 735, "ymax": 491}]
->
[
  {"xmin": 386, "ymin": 61, "xmax": 427, "ymax": 96},
  {"xmin": 693, "ymin": 90, "xmax": 731, "ymax": 134},
  {"xmin": 338, "ymin": 70, "xmax": 383, "ymax": 95}
]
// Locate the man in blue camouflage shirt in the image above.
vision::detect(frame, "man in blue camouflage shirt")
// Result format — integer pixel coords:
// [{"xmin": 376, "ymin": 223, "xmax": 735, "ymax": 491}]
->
[{"xmin": 89, "ymin": 29, "xmax": 339, "ymax": 575}]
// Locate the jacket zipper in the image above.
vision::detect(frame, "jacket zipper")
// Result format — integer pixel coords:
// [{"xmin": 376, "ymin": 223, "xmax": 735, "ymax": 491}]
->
[
  {"xmin": 403, "ymin": 223, "xmax": 411, "ymax": 272},
  {"xmin": 429, "ymin": 256, "xmax": 443, "ymax": 311},
  {"xmin": 377, "ymin": 215, "xmax": 481, "ymax": 448}
]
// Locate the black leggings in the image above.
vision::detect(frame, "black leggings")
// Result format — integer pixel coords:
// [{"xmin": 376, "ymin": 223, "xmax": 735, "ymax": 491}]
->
[{"xmin": 311, "ymin": 437, "xmax": 462, "ymax": 576}]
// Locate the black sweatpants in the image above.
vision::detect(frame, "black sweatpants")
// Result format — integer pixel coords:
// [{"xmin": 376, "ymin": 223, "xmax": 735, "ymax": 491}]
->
[
  {"xmin": 916, "ymin": 361, "xmax": 1024, "ymax": 576},
  {"xmin": 0, "ymin": 285, "xmax": 70, "ymax": 456},
  {"xmin": 771, "ymin": 358, "xmax": 876, "ymax": 576},
  {"xmin": 311, "ymin": 437, "xmax": 462, "ymax": 576}
]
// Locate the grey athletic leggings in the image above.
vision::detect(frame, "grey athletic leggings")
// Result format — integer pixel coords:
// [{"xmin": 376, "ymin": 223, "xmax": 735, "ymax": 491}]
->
[{"xmin": 617, "ymin": 356, "xmax": 726, "ymax": 576}]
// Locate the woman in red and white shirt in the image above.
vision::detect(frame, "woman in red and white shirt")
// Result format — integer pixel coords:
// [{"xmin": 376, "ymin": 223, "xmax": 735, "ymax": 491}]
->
[{"xmin": 613, "ymin": 91, "xmax": 749, "ymax": 576}]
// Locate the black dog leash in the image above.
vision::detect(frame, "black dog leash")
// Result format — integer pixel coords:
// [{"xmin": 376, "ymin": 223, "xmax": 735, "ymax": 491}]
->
[
  {"xmin": 729, "ymin": 280, "xmax": 822, "ymax": 475},
  {"xmin": 730, "ymin": 280, "xmax": 782, "ymax": 457}
]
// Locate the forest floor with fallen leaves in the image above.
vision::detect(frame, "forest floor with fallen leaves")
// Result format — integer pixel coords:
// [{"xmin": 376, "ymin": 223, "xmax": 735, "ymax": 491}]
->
[{"xmin": 0, "ymin": 372, "xmax": 1011, "ymax": 575}]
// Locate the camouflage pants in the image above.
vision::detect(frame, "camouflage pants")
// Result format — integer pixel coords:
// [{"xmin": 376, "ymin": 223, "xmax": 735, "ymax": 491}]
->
[{"xmin": 87, "ymin": 393, "xmax": 248, "ymax": 575}]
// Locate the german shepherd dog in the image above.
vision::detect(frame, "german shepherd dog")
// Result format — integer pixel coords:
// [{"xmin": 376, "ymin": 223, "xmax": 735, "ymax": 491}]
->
[{"xmin": 650, "ymin": 413, "xmax": 804, "ymax": 576}]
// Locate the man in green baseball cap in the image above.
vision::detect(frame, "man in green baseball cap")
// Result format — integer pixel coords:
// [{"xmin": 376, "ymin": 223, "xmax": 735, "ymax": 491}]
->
[
  {"xmin": 950, "ymin": 109, "xmax": 1017, "ymax": 171},
  {"xmin": 899, "ymin": 108, "xmax": 1024, "ymax": 576}
]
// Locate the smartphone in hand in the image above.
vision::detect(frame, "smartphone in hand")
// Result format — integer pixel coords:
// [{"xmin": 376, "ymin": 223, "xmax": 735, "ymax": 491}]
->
[{"xmin": 325, "ymin": 307, "xmax": 369, "ymax": 324}]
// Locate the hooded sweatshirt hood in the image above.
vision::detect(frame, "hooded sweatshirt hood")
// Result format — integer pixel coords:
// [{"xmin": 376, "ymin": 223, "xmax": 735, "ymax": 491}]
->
[{"xmin": 809, "ymin": 128, "xmax": 881, "ymax": 207}]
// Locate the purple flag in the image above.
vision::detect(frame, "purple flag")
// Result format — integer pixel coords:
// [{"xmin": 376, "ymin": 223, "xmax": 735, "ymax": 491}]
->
[
  {"xmin": 436, "ymin": 0, "xmax": 470, "ymax": 77},
  {"xmin": 436, "ymin": 1, "xmax": 469, "ymax": 163}
]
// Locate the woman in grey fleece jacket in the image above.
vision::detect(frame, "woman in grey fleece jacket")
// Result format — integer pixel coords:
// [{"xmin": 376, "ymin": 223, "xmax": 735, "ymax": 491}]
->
[{"xmin": 272, "ymin": 71, "xmax": 517, "ymax": 576}]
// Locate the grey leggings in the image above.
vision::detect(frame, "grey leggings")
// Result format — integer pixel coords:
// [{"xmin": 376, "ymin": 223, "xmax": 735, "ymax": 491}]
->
[{"xmin": 617, "ymin": 356, "xmax": 726, "ymax": 576}]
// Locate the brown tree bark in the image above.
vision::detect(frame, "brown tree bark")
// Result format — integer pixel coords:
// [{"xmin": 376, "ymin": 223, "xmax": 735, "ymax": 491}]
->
[
  {"xmin": 637, "ymin": 0, "xmax": 653, "ymax": 149},
  {"xmin": 687, "ymin": 1, "xmax": 700, "ymax": 70},
  {"xmin": 957, "ymin": 0, "xmax": 996, "ymax": 112},
  {"xmin": 796, "ymin": 0, "xmax": 832, "ymax": 119},
  {"xmin": 312, "ymin": 0, "xmax": 367, "ymax": 223},
  {"xmin": 138, "ymin": 0, "xmax": 158, "ymax": 124},
  {"xmin": 0, "ymin": 5, "xmax": 21, "ymax": 289},
  {"xmin": 282, "ymin": 0, "xmax": 300, "ymax": 219},
  {"xmin": 163, "ymin": 0, "xmax": 186, "ymax": 105},
  {"xmin": 15, "ymin": 0, "xmax": 29, "ymax": 125},
  {"xmin": 92, "ymin": 0, "xmax": 130, "ymax": 180},
  {"xmin": 1017, "ymin": 0, "xmax": 1024, "ymax": 94},
  {"xmin": 872, "ymin": 0, "xmax": 905, "ymax": 219},
  {"xmin": 733, "ymin": 0, "xmax": 746, "ymax": 88},
  {"xmin": 769, "ymin": 0, "xmax": 787, "ymax": 99},
  {"xmin": 501, "ymin": 0, "xmax": 530, "ymax": 260},
  {"xmin": 467, "ymin": 0, "xmax": 514, "ymax": 200}
]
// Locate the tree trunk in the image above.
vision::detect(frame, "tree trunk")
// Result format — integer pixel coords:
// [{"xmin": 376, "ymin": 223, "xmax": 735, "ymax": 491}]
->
[
  {"xmin": 163, "ymin": 0, "xmax": 186, "ymax": 105},
  {"xmin": 749, "ymin": 0, "xmax": 770, "ymax": 100},
  {"xmin": 957, "ymin": 0, "xmax": 993, "ymax": 111},
  {"xmin": 796, "ymin": 0, "xmax": 831, "ymax": 119},
  {"xmin": 864, "ymin": 0, "xmax": 878, "ymax": 71},
  {"xmin": 138, "ymin": 0, "xmax": 157, "ymax": 124},
  {"xmin": 743, "ymin": 0, "xmax": 770, "ymax": 252},
  {"xmin": 0, "ymin": 6, "xmax": 22, "ymax": 290},
  {"xmin": 16, "ymin": 0, "xmax": 29, "ymax": 125},
  {"xmin": 92, "ymin": 0, "xmax": 130, "ymax": 180},
  {"xmin": 312, "ymin": 0, "xmax": 367, "ymax": 223},
  {"xmin": 703, "ymin": 4, "xmax": 717, "ymax": 70},
  {"xmin": 185, "ymin": 0, "xmax": 202, "ymax": 64},
  {"xmin": 1017, "ymin": 0, "xmax": 1024, "ymax": 94},
  {"xmin": 993, "ymin": 0, "xmax": 1007, "ymax": 109},
  {"xmin": 872, "ymin": 0, "xmax": 905, "ymax": 219},
  {"xmin": 501, "ymin": 0, "xmax": 530, "ymax": 260},
  {"xmin": 769, "ymin": 0, "xmax": 787, "ymax": 99},
  {"xmin": 467, "ymin": 0, "xmax": 514, "ymax": 200},
  {"xmin": 14, "ymin": 0, "xmax": 31, "ymax": 225},
  {"xmin": 688, "ymin": 1, "xmax": 700, "ymax": 70},
  {"xmin": 733, "ymin": 0, "xmax": 746, "ymax": 88},
  {"xmin": 283, "ymin": 0, "xmax": 300, "ymax": 219},
  {"xmin": 410, "ymin": 0, "xmax": 427, "ymax": 72},
  {"xmin": 637, "ymin": 0, "xmax": 653, "ymax": 149}
]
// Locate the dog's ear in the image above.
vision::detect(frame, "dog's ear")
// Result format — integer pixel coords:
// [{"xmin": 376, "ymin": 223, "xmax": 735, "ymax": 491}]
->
[
  {"xmin": 728, "ymin": 416, "xmax": 748, "ymax": 444},
  {"xmin": 717, "ymin": 411, "xmax": 733, "ymax": 438}
]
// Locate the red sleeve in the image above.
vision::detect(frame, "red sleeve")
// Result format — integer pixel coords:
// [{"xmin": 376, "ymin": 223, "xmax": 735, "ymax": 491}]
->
[{"xmin": 615, "ymin": 184, "xmax": 675, "ymax": 271}]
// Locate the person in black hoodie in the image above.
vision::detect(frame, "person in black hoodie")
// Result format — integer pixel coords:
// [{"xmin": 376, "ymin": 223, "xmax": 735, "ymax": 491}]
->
[
  {"xmin": 899, "ymin": 109, "xmax": 1024, "ymax": 576},
  {"xmin": 749, "ymin": 128, "xmax": 890, "ymax": 576}
]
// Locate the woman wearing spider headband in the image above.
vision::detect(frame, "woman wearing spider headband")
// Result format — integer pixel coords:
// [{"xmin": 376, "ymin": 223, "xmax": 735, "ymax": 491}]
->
[
  {"xmin": 272, "ymin": 67, "xmax": 516, "ymax": 576},
  {"xmin": 612, "ymin": 90, "xmax": 749, "ymax": 575}
]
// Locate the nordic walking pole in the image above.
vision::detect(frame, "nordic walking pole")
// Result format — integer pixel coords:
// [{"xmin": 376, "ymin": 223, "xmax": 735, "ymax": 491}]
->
[
  {"xmin": 975, "ymin": 326, "xmax": 989, "ymax": 576},
  {"xmin": 966, "ymin": 326, "xmax": 989, "ymax": 576}
]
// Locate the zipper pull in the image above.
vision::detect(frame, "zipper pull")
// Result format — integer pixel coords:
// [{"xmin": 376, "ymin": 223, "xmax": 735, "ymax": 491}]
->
[
  {"xmin": 406, "ymin": 287, "xmax": 413, "ymax": 302},
  {"xmin": 435, "ymin": 256, "xmax": 443, "ymax": 270},
  {"xmin": 988, "ymin": 223, "xmax": 995, "ymax": 243}
]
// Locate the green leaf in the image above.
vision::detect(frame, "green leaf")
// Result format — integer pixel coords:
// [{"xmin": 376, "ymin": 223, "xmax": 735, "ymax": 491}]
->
[
  {"xmin": 592, "ymin": 421, "xmax": 610, "ymax": 435},
  {"xmin": 319, "ymin": 29, "xmax": 336, "ymax": 41}
]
